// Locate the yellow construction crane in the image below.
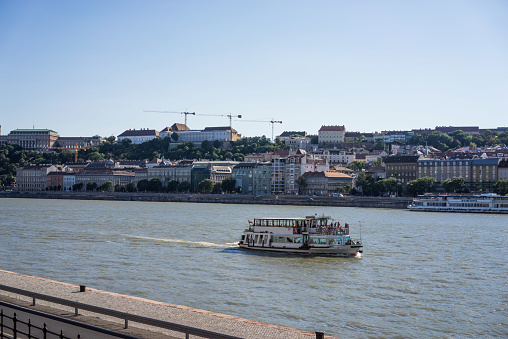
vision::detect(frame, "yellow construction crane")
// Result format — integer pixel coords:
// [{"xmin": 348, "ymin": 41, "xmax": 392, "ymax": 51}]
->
[{"xmin": 44, "ymin": 143, "xmax": 88, "ymax": 163}]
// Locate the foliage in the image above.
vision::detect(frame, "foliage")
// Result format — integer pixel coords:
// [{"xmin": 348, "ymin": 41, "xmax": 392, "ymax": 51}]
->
[
  {"xmin": 137, "ymin": 179, "xmax": 150, "ymax": 192},
  {"xmin": 442, "ymin": 177, "xmax": 465, "ymax": 193},
  {"xmin": 177, "ymin": 181, "xmax": 190, "ymax": 192},
  {"xmin": 166, "ymin": 180, "xmax": 179, "ymax": 192},
  {"xmin": 348, "ymin": 161, "xmax": 366, "ymax": 171},
  {"xmin": 126, "ymin": 182, "xmax": 136, "ymax": 192},
  {"xmin": 72, "ymin": 183, "xmax": 83, "ymax": 191},
  {"xmin": 408, "ymin": 130, "xmax": 508, "ymax": 151},
  {"xmin": 295, "ymin": 175, "xmax": 307, "ymax": 194},
  {"xmin": 221, "ymin": 177, "xmax": 236, "ymax": 193},
  {"xmin": 493, "ymin": 180, "xmax": 508, "ymax": 196},
  {"xmin": 148, "ymin": 177, "xmax": 163, "ymax": 192},
  {"xmin": 99, "ymin": 181, "xmax": 114, "ymax": 192},
  {"xmin": 86, "ymin": 181, "xmax": 97, "ymax": 192},
  {"xmin": 407, "ymin": 177, "xmax": 436, "ymax": 196},
  {"xmin": 197, "ymin": 179, "xmax": 214, "ymax": 193}
]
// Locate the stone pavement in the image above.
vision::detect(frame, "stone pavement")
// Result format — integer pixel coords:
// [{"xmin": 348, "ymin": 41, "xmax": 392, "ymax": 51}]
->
[{"xmin": 0, "ymin": 270, "xmax": 337, "ymax": 339}]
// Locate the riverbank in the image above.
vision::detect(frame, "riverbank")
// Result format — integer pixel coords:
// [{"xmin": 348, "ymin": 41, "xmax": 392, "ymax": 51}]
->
[{"xmin": 0, "ymin": 191, "xmax": 411, "ymax": 209}]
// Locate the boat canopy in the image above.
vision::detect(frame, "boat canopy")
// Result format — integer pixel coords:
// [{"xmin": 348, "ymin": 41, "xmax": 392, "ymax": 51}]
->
[{"xmin": 252, "ymin": 217, "xmax": 331, "ymax": 228}]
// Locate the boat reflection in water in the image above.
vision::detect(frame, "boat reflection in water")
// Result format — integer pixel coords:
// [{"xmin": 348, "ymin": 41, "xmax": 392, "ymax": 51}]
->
[{"xmin": 238, "ymin": 215, "xmax": 363, "ymax": 256}]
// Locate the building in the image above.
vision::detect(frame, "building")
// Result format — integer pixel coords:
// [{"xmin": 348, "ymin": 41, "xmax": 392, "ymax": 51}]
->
[
  {"xmin": 499, "ymin": 161, "xmax": 508, "ymax": 181},
  {"xmin": 232, "ymin": 163, "xmax": 256, "ymax": 194},
  {"xmin": 252, "ymin": 162, "xmax": 272, "ymax": 196},
  {"xmin": 117, "ymin": 129, "xmax": 159, "ymax": 144},
  {"xmin": 159, "ymin": 123, "xmax": 191, "ymax": 139},
  {"xmin": 322, "ymin": 150, "xmax": 356, "ymax": 165},
  {"xmin": 176, "ymin": 126, "xmax": 241, "ymax": 143},
  {"xmin": 75, "ymin": 171, "xmax": 135, "ymax": 190},
  {"xmin": 301, "ymin": 171, "xmax": 354, "ymax": 196},
  {"xmin": 470, "ymin": 158, "xmax": 500, "ymax": 192},
  {"xmin": 16, "ymin": 164, "xmax": 58, "ymax": 191},
  {"xmin": 6, "ymin": 129, "xmax": 59, "ymax": 150},
  {"xmin": 318, "ymin": 125, "xmax": 345, "ymax": 144},
  {"xmin": 435, "ymin": 126, "xmax": 480, "ymax": 136},
  {"xmin": 385, "ymin": 155, "xmax": 420, "ymax": 184},
  {"xmin": 271, "ymin": 158, "xmax": 286, "ymax": 195}
]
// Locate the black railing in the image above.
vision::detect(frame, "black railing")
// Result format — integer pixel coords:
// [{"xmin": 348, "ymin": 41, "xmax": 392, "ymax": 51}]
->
[
  {"xmin": 0, "ymin": 310, "xmax": 79, "ymax": 339},
  {"xmin": 0, "ymin": 284, "xmax": 242, "ymax": 339}
]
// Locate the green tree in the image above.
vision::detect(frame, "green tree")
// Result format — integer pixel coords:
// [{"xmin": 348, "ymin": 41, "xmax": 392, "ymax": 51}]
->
[
  {"xmin": 177, "ymin": 181, "xmax": 191, "ymax": 192},
  {"xmin": 121, "ymin": 138, "xmax": 132, "ymax": 147},
  {"xmin": 171, "ymin": 132, "xmax": 179, "ymax": 142},
  {"xmin": 137, "ymin": 179, "xmax": 150, "ymax": 192},
  {"xmin": 348, "ymin": 161, "xmax": 366, "ymax": 171},
  {"xmin": 221, "ymin": 177, "xmax": 236, "ymax": 193},
  {"xmin": 407, "ymin": 177, "xmax": 435, "ymax": 196},
  {"xmin": 442, "ymin": 177, "xmax": 465, "ymax": 193},
  {"xmin": 493, "ymin": 180, "xmax": 508, "ymax": 196},
  {"xmin": 295, "ymin": 175, "xmax": 307, "ymax": 194},
  {"xmin": 99, "ymin": 180, "xmax": 114, "ymax": 192},
  {"xmin": 166, "ymin": 180, "xmax": 179, "ymax": 192},
  {"xmin": 212, "ymin": 182, "xmax": 222, "ymax": 194},
  {"xmin": 86, "ymin": 181, "xmax": 97, "ymax": 192},
  {"xmin": 72, "ymin": 182, "xmax": 84, "ymax": 191},
  {"xmin": 126, "ymin": 182, "xmax": 136, "ymax": 192},
  {"xmin": 148, "ymin": 177, "xmax": 163, "ymax": 192},
  {"xmin": 197, "ymin": 179, "xmax": 214, "ymax": 193}
]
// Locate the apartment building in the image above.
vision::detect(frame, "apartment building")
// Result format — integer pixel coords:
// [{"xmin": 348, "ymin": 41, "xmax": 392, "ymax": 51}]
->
[
  {"xmin": 385, "ymin": 156, "xmax": 420, "ymax": 184},
  {"xmin": 117, "ymin": 129, "xmax": 159, "ymax": 144},
  {"xmin": 16, "ymin": 164, "xmax": 58, "ymax": 191},
  {"xmin": 318, "ymin": 125, "xmax": 345, "ymax": 144}
]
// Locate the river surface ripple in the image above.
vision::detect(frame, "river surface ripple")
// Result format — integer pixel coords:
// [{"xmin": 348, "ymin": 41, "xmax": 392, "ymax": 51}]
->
[{"xmin": 0, "ymin": 198, "xmax": 507, "ymax": 338}]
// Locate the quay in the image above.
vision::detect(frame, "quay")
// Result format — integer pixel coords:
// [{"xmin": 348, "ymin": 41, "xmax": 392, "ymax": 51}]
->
[
  {"xmin": 0, "ymin": 191, "xmax": 411, "ymax": 209},
  {"xmin": 0, "ymin": 270, "xmax": 336, "ymax": 339}
]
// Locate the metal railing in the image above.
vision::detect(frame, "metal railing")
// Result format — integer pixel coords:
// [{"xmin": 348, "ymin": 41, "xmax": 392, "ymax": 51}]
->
[
  {"xmin": 0, "ymin": 310, "xmax": 79, "ymax": 339},
  {"xmin": 0, "ymin": 284, "xmax": 241, "ymax": 339}
]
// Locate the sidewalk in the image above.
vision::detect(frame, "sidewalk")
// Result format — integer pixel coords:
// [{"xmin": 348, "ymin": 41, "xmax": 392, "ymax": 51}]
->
[{"xmin": 0, "ymin": 270, "xmax": 336, "ymax": 339}]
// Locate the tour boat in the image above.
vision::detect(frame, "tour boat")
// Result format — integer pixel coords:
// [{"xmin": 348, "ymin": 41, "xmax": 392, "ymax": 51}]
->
[
  {"xmin": 238, "ymin": 215, "xmax": 363, "ymax": 256},
  {"xmin": 408, "ymin": 193, "xmax": 508, "ymax": 214}
]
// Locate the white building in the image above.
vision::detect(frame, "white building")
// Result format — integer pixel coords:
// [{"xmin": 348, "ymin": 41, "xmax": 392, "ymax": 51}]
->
[{"xmin": 117, "ymin": 129, "xmax": 159, "ymax": 144}]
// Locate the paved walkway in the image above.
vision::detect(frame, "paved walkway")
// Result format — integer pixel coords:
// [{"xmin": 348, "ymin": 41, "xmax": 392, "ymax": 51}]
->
[{"xmin": 0, "ymin": 270, "xmax": 336, "ymax": 339}]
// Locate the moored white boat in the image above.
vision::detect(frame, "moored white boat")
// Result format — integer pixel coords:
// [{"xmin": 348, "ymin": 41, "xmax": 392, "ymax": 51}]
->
[
  {"xmin": 408, "ymin": 193, "xmax": 508, "ymax": 213},
  {"xmin": 238, "ymin": 215, "xmax": 363, "ymax": 256}
]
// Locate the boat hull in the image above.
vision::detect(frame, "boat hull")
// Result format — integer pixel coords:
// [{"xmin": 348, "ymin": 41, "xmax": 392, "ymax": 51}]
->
[{"xmin": 238, "ymin": 244, "xmax": 362, "ymax": 256}]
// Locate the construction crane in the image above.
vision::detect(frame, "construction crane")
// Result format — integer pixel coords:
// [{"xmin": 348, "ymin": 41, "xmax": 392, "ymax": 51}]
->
[
  {"xmin": 43, "ymin": 143, "xmax": 88, "ymax": 163},
  {"xmin": 145, "ymin": 110, "xmax": 242, "ymax": 141},
  {"xmin": 144, "ymin": 111, "xmax": 196, "ymax": 125},
  {"xmin": 235, "ymin": 119, "xmax": 282, "ymax": 141}
]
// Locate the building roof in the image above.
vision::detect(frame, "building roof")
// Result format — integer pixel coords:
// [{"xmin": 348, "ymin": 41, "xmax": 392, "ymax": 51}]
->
[
  {"xmin": 325, "ymin": 172, "xmax": 353, "ymax": 178},
  {"xmin": 118, "ymin": 129, "xmax": 159, "ymax": 137},
  {"xmin": 10, "ymin": 129, "xmax": 57, "ymax": 134},
  {"xmin": 203, "ymin": 126, "xmax": 237, "ymax": 133},
  {"xmin": 279, "ymin": 131, "xmax": 308, "ymax": 138},
  {"xmin": 319, "ymin": 125, "xmax": 345, "ymax": 132},
  {"xmin": 384, "ymin": 155, "xmax": 420, "ymax": 163}
]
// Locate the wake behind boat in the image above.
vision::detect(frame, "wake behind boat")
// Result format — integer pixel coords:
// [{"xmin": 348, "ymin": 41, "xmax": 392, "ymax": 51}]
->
[{"xmin": 238, "ymin": 215, "xmax": 363, "ymax": 256}]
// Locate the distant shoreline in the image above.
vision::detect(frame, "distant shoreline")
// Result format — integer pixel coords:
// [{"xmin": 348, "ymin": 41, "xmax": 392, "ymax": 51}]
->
[{"xmin": 0, "ymin": 191, "xmax": 412, "ymax": 209}]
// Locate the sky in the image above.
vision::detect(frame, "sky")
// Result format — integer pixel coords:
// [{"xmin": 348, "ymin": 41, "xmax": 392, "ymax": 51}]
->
[{"xmin": 0, "ymin": 0, "xmax": 507, "ymax": 139}]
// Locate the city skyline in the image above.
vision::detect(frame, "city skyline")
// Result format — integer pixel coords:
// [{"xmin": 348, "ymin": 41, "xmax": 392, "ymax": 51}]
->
[{"xmin": 1, "ymin": 0, "xmax": 507, "ymax": 138}]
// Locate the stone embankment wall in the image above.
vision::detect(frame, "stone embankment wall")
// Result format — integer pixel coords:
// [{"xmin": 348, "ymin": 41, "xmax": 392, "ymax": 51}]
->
[{"xmin": 1, "ymin": 191, "xmax": 412, "ymax": 209}]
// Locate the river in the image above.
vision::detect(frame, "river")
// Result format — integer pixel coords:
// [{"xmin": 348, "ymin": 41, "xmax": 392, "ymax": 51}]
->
[{"xmin": 0, "ymin": 198, "xmax": 506, "ymax": 338}]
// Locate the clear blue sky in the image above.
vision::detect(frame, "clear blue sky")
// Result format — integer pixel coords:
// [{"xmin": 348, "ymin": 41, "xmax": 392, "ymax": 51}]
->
[{"xmin": 1, "ymin": 0, "xmax": 507, "ymax": 139}]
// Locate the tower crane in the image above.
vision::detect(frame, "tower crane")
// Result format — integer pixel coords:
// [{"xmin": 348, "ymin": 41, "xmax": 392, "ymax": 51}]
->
[
  {"xmin": 234, "ymin": 119, "xmax": 282, "ymax": 141},
  {"xmin": 144, "ymin": 111, "xmax": 196, "ymax": 125},
  {"xmin": 43, "ymin": 143, "xmax": 88, "ymax": 163}
]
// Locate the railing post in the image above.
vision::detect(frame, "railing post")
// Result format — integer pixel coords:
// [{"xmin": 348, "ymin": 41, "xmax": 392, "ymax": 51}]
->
[
  {"xmin": 32, "ymin": 297, "xmax": 36, "ymax": 306},
  {"xmin": 1, "ymin": 309, "xmax": 3, "ymax": 338},
  {"xmin": 43, "ymin": 323, "xmax": 47, "ymax": 339},
  {"xmin": 12, "ymin": 313, "xmax": 17, "ymax": 339},
  {"xmin": 28, "ymin": 319, "xmax": 31, "ymax": 339},
  {"xmin": 75, "ymin": 307, "xmax": 78, "ymax": 316},
  {"xmin": 60, "ymin": 329, "xmax": 64, "ymax": 338},
  {"xmin": 124, "ymin": 319, "xmax": 128, "ymax": 329},
  {"xmin": 315, "ymin": 331, "xmax": 325, "ymax": 339}
]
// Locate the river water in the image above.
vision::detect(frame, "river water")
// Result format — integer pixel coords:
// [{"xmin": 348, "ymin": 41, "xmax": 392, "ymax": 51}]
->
[{"xmin": 0, "ymin": 198, "xmax": 506, "ymax": 338}]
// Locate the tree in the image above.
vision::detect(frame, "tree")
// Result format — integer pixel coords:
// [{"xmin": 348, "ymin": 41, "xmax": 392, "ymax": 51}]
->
[
  {"xmin": 86, "ymin": 181, "xmax": 97, "ymax": 192},
  {"xmin": 442, "ymin": 177, "xmax": 465, "ymax": 193},
  {"xmin": 148, "ymin": 177, "xmax": 163, "ymax": 192},
  {"xmin": 121, "ymin": 138, "xmax": 132, "ymax": 147},
  {"xmin": 295, "ymin": 175, "xmax": 307, "ymax": 195},
  {"xmin": 212, "ymin": 182, "xmax": 222, "ymax": 194},
  {"xmin": 348, "ymin": 161, "xmax": 366, "ymax": 172},
  {"xmin": 126, "ymin": 182, "xmax": 136, "ymax": 192},
  {"xmin": 99, "ymin": 180, "xmax": 114, "ymax": 192},
  {"xmin": 493, "ymin": 180, "xmax": 508, "ymax": 196},
  {"xmin": 177, "ymin": 181, "xmax": 191, "ymax": 192},
  {"xmin": 197, "ymin": 179, "xmax": 214, "ymax": 193},
  {"xmin": 72, "ymin": 182, "xmax": 84, "ymax": 191},
  {"xmin": 137, "ymin": 179, "xmax": 150, "ymax": 192},
  {"xmin": 221, "ymin": 177, "xmax": 236, "ymax": 193},
  {"xmin": 407, "ymin": 177, "xmax": 435, "ymax": 196},
  {"xmin": 166, "ymin": 180, "xmax": 179, "ymax": 192},
  {"xmin": 372, "ymin": 156, "xmax": 383, "ymax": 167},
  {"xmin": 171, "ymin": 132, "xmax": 179, "ymax": 142},
  {"xmin": 373, "ymin": 139, "xmax": 386, "ymax": 151}
]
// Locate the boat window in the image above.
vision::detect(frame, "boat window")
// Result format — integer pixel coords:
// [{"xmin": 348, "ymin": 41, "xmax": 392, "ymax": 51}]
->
[
  {"xmin": 294, "ymin": 237, "xmax": 302, "ymax": 243},
  {"xmin": 286, "ymin": 237, "xmax": 294, "ymax": 243},
  {"xmin": 310, "ymin": 238, "xmax": 318, "ymax": 244},
  {"xmin": 319, "ymin": 238, "xmax": 327, "ymax": 244},
  {"xmin": 255, "ymin": 235, "xmax": 259, "ymax": 243},
  {"xmin": 329, "ymin": 238, "xmax": 337, "ymax": 245},
  {"xmin": 264, "ymin": 236, "xmax": 268, "ymax": 244}
]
